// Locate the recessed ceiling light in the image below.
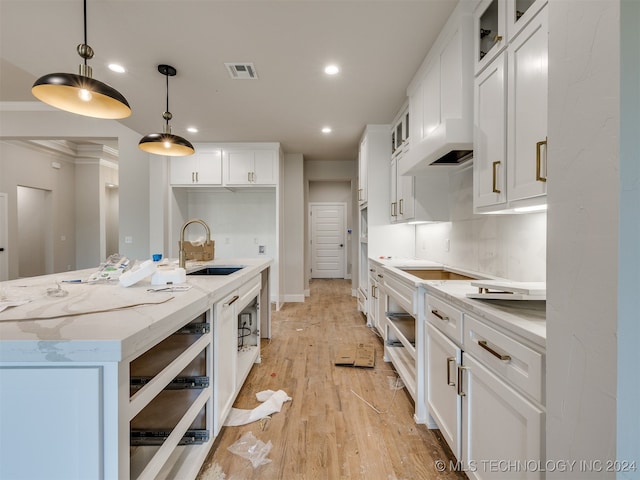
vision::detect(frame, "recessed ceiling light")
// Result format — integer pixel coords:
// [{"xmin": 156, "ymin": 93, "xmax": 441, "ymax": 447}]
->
[
  {"xmin": 324, "ymin": 64, "xmax": 340, "ymax": 75},
  {"xmin": 187, "ymin": 127, "xmax": 199, "ymax": 133},
  {"xmin": 322, "ymin": 127, "xmax": 332, "ymax": 133},
  {"xmin": 108, "ymin": 63, "xmax": 126, "ymax": 73}
]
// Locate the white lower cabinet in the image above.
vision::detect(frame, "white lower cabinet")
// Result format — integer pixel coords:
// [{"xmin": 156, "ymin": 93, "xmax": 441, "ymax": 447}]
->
[
  {"xmin": 461, "ymin": 353, "xmax": 544, "ymax": 480},
  {"xmin": 425, "ymin": 292, "xmax": 545, "ymax": 479},
  {"xmin": 214, "ymin": 276, "xmax": 262, "ymax": 434},
  {"xmin": 427, "ymin": 323, "xmax": 462, "ymax": 458}
]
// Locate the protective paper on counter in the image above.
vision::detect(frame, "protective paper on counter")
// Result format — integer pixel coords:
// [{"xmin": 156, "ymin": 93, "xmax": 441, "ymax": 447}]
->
[{"xmin": 224, "ymin": 389, "xmax": 292, "ymax": 427}]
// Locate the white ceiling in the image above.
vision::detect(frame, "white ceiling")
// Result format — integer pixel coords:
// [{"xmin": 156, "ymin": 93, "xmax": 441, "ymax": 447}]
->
[{"xmin": 0, "ymin": 0, "xmax": 458, "ymax": 162}]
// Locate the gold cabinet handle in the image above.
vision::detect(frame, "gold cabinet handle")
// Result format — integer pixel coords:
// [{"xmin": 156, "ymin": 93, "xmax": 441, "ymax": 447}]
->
[
  {"xmin": 431, "ymin": 309, "xmax": 449, "ymax": 322},
  {"xmin": 478, "ymin": 340, "xmax": 511, "ymax": 361},
  {"xmin": 457, "ymin": 365, "xmax": 467, "ymax": 397},
  {"xmin": 447, "ymin": 357, "xmax": 456, "ymax": 387},
  {"xmin": 492, "ymin": 161, "xmax": 501, "ymax": 194},
  {"xmin": 224, "ymin": 295, "xmax": 240, "ymax": 307},
  {"xmin": 536, "ymin": 138, "xmax": 548, "ymax": 182},
  {"xmin": 494, "ymin": 34, "xmax": 503, "ymax": 44},
  {"xmin": 391, "ymin": 202, "xmax": 397, "ymax": 217},
  {"xmin": 398, "ymin": 198, "xmax": 404, "ymax": 215}
]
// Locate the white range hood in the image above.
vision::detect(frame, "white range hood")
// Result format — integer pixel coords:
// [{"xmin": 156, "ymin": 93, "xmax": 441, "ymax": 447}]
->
[{"xmin": 399, "ymin": 2, "xmax": 475, "ymax": 176}]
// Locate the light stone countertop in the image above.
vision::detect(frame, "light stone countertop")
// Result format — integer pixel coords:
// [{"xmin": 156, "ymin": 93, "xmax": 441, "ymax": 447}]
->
[
  {"xmin": 371, "ymin": 258, "xmax": 546, "ymax": 349},
  {"xmin": 0, "ymin": 258, "xmax": 272, "ymax": 363}
]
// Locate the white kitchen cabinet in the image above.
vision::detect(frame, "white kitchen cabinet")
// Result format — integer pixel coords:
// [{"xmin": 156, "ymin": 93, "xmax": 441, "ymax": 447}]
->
[
  {"xmin": 382, "ymin": 269, "xmax": 428, "ymax": 423},
  {"xmin": 390, "ymin": 154, "xmax": 415, "ymax": 223},
  {"xmin": 214, "ymin": 275, "xmax": 262, "ymax": 434},
  {"xmin": 473, "ymin": 3, "xmax": 548, "ymax": 213},
  {"xmin": 367, "ymin": 260, "xmax": 386, "ymax": 336},
  {"xmin": 214, "ymin": 291, "xmax": 237, "ymax": 434},
  {"xmin": 427, "ymin": 323, "xmax": 462, "ymax": 459},
  {"xmin": 506, "ymin": 6, "xmax": 548, "ymax": 204},
  {"xmin": 223, "ymin": 149, "xmax": 277, "ymax": 186},
  {"xmin": 170, "ymin": 147, "xmax": 222, "ymax": 185},
  {"xmin": 424, "ymin": 291, "xmax": 545, "ymax": 479},
  {"xmin": 473, "ymin": 52, "xmax": 508, "ymax": 210},
  {"xmin": 357, "ymin": 136, "xmax": 368, "ymax": 205},
  {"xmin": 474, "ymin": 0, "xmax": 507, "ymax": 75},
  {"xmin": 461, "ymin": 353, "xmax": 544, "ymax": 480}
]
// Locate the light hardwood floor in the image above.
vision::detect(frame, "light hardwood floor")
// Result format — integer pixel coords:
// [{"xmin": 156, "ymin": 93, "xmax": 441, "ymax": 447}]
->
[{"xmin": 198, "ymin": 278, "xmax": 466, "ymax": 480}]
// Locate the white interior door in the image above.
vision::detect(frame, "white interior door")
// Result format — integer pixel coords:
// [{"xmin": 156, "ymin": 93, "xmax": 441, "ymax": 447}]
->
[
  {"xmin": 310, "ymin": 203, "xmax": 346, "ymax": 278},
  {"xmin": 0, "ymin": 193, "xmax": 7, "ymax": 281}
]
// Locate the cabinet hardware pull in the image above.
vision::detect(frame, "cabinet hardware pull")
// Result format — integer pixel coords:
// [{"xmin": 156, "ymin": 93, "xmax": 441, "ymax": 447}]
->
[
  {"xmin": 494, "ymin": 34, "xmax": 503, "ymax": 44},
  {"xmin": 492, "ymin": 161, "xmax": 501, "ymax": 194},
  {"xmin": 377, "ymin": 274, "xmax": 383, "ymax": 279},
  {"xmin": 369, "ymin": 268, "xmax": 375, "ymax": 272},
  {"xmin": 447, "ymin": 357, "xmax": 456, "ymax": 386},
  {"xmin": 536, "ymin": 138, "xmax": 547, "ymax": 182},
  {"xmin": 224, "ymin": 295, "xmax": 240, "ymax": 307},
  {"xmin": 358, "ymin": 188, "xmax": 363, "ymax": 201},
  {"xmin": 247, "ymin": 172, "xmax": 252, "ymax": 182},
  {"xmin": 478, "ymin": 340, "xmax": 511, "ymax": 361},
  {"xmin": 431, "ymin": 309, "xmax": 449, "ymax": 322},
  {"xmin": 192, "ymin": 172, "xmax": 195, "ymax": 183},
  {"xmin": 399, "ymin": 198, "xmax": 404, "ymax": 215},
  {"xmin": 252, "ymin": 172, "xmax": 256, "ymax": 183},
  {"xmin": 391, "ymin": 202, "xmax": 397, "ymax": 217},
  {"xmin": 195, "ymin": 171, "xmax": 199, "ymax": 183},
  {"xmin": 457, "ymin": 365, "xmax": 467, "ymax": 397}
]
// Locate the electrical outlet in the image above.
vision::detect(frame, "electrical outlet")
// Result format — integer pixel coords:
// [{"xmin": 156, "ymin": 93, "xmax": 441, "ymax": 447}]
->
[
  {"xmin": 124, "ymin": 236, "xmax": 133, "ymax": 244},
  {"xmin": 258, "ymin": 245, "xmax": 265, "ymax": 254}
]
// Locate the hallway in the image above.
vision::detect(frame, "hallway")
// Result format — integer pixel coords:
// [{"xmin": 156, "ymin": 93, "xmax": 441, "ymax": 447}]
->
[{"xmin": 198, "ymin": 279, "xmax": 464, "ymax": 479}]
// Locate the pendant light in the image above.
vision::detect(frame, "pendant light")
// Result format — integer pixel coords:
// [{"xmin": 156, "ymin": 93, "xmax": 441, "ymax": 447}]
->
[
  {"xmin": 31, "ymin": 0, "xmax": 131, "ymax": 119},
  {"xmin": 138, "ymin": 64, "xmax": 195, "ymax": 157}
]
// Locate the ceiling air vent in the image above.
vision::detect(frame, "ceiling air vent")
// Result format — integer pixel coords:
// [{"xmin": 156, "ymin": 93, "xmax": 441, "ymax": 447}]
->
[{"xmin": 225, "ymin": 63, "xmax": 258, "ymax": 79}]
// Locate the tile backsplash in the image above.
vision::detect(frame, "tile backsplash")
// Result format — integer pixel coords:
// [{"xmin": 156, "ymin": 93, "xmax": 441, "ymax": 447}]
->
[{"xmin": 414, "ymin": 166, "xmax": 547, "ymax": 281}]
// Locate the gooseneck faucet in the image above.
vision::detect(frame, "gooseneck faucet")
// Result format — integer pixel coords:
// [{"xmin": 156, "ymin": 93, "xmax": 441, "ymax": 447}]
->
[{"xmin": 179, "ymin": 218, "xmax": 211, "ymax": 269}]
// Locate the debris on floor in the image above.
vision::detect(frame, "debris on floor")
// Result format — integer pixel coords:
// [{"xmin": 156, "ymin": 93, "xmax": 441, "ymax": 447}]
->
[
  {"xmin": 227, "ymin": 431, "xmax": 273, "ymax": 468},
  {"xmin": 334, "ymin": 343, "xmax": 375, "ymax": 368},
  {"xmin": 224, "ymin": 389, "xmax": 292, "ymax": 427},
  {"xmin": 387, "ymin": 376, "xmax": 405, "ymax": 390}
]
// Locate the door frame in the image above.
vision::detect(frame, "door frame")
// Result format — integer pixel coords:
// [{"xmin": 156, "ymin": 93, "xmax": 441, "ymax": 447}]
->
[
  {"xmin": 0, "ymin": 193, "xmax": 7, "ymax": 281},
  {"xmin": 308, "ymin": 202, "xmax": 347, "ymax": 279}
]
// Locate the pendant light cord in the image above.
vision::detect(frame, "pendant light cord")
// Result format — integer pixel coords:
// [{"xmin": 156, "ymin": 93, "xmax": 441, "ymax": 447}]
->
[{"xmin": 165, "ymin": 73, "xmax": 170, "ymax": 127}]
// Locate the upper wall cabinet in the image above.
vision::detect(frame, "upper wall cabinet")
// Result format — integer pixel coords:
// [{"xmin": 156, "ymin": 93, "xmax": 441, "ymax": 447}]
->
[
  {"xmin": 223, "ymin": 148, "xmax": 278, "ymax": 186},
  {"xmin": 474, "ymin": 0, "xmax": 548, "ymax": 75},
  {"xmin": 473, "ymin": 2, "xmax": 548, "ymax": 213},
  {"xmin": 170, "ymin": 147, "xmax": 223, "ymax": 186},
  {"xmin": 400, "ymin": 3, "xmax": 474, "ymax": 175}
]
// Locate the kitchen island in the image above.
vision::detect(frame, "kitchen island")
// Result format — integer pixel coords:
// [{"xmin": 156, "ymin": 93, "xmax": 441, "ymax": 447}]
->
[{"xmin": 0, "ymin": 257, "xmax": 272, "ymax": 480}]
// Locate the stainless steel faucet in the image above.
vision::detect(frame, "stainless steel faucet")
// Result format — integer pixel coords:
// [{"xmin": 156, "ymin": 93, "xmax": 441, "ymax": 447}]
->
[{"xmin": 179, "ymin": 218, "xmax": 212, "ymax": 269}]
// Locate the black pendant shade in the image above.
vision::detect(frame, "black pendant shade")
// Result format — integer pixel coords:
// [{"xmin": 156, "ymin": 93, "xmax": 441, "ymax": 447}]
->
[
  {"xmin": 138, "ymin": 64, "xmax": 194, "ymax": 157},
  {"xmin": 31, "ymin": 0, "xmax": 131, "ymax": 119},
  {"xmin": 32, "ymin": 72, "xmax": 131, "ymax": 119}
]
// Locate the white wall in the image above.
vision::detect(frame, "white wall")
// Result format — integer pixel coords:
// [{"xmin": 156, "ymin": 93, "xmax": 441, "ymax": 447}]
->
[
  {"xmin": 546, "ymin": 1, "xmax": 619, "ymax": 477},
  {"xmin": 181, "ymin": 190, "xmax": 276, "ymax": 259},
  {"xmin": 0, "ymin": 140, "xmax": 76, "ymax": 278},
  {"xmin": 0, "ymin": 105, "xmax": 152, "ymax": 263},
  {"xmin": 283, "ymin": 154, "xmax": 305, "ymax": 302},
  {"xmin": 415, "ymin": 164, "xmax": 546, "ymax": 281}
]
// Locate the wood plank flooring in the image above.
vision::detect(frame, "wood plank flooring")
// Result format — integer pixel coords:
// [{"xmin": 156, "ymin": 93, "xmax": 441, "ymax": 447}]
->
[{"xmin": 197, "ymin": 278, "xmax": 466, "ymax": 480}]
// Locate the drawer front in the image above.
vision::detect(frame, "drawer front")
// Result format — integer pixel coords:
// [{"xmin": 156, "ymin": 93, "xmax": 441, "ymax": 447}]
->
[
  {"xmin": 237, "ymin": 275, "xmax": 261, "ymax": 311},
  {"xmin": 464, "ymin": 314, "xmax": 543, "ymax": 404},
  {"xmin": 426, "ymin": 294, "xmax": 464, "ymax": 345},
  {"xmin": 384, "ymin": 271, "xmax": 415, "ymax": 314}
]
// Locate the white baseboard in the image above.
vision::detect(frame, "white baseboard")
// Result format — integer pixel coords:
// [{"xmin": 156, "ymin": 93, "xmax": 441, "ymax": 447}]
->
[
  {"xmin": 281, "ymin": 294, "xmax": 305, "ymax": 303},
  {"xmin": 351, "ymin": 289, "xmax": 358, "ymax": 297}
]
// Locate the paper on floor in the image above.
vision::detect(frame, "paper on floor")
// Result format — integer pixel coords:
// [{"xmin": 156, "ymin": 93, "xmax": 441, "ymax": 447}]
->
[{"xmin": 224, "ymin": 389, "xmax": 292, "ymax": 427}]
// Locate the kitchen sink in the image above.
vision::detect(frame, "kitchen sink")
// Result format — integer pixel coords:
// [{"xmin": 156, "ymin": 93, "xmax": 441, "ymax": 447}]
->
[
  {"xmin": 399, "ymin": 268, "xmax": 479, "ymax": 281},
  {"xmin": 187, "ymin": 266, "xmax": 245, "ymax": 276}
]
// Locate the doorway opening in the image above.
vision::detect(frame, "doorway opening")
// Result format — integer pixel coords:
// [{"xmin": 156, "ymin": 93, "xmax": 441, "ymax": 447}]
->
[{"xmin": 17, "ymin": 185, "xmax": 53, "ymax": 278}]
